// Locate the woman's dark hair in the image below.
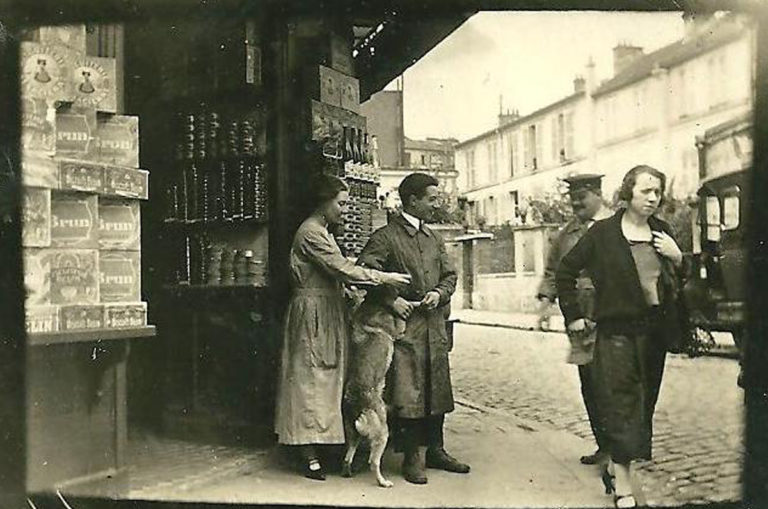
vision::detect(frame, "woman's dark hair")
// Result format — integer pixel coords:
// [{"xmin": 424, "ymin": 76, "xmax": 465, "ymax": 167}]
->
[
  {"xmin": 399, "ymin": 172, "xmax": 439, "ymax": 209},
  {"xmin": 618, "ymin": 165, "xmax": 667, "ymax": 207},
  {"xmin": 311, "ymin": 174, "xmax": 348, "ymax": 211}
]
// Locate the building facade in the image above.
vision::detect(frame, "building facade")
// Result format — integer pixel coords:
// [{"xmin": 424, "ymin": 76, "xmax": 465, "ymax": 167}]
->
[
  {"xmin": 456, "ymin": 13, "xmax": 755, "ymax": 227},
  {"xmin": 379, "ymin": 136, "xmax": 459, "ymax": 210},
  {"xmin": 360, "ymin": 89, "xmax": 404, "ymax": 168}
]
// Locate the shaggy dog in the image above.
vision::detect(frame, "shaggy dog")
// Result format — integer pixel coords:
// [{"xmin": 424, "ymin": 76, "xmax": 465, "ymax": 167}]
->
[{"xmin": 341, "ymin": 300, "xmax": 409, "ymax": 488}]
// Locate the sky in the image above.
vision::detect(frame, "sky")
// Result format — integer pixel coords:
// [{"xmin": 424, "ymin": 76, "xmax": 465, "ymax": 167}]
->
[{"xmin": 389, "ymin": 11, "xmax": 685, "ymax": 142}]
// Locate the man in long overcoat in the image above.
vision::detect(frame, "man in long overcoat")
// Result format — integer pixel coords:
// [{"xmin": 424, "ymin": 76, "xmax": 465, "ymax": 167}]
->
[{"xmin": 357, "ymin": 172, "xmax": 469, "ymax": 484}]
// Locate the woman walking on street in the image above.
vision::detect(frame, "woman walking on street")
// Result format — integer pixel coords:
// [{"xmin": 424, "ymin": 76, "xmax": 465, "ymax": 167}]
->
[
  {"xmin": 556, "ymin": 165, "xmax": 685, "ymax": 508},
  {"xmin": 274, "ymin": 174, "xmax": 410, "ymax": 481}
]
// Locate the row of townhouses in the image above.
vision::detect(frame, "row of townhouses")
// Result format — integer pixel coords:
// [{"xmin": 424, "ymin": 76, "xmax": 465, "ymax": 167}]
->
[{"xmin": 456, "ymin": 13, "xmax": 755, "ymax": 227}]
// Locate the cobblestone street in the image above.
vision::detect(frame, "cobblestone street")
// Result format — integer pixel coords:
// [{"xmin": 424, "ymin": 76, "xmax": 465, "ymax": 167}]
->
[{"xmin": 450, "ymin": 323, "xmax": 744, "ymax": 507}]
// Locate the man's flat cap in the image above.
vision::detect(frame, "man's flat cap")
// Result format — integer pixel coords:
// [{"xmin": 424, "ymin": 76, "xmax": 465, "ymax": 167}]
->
[{"xmin": 563, "ymin": 173, "xmax": 603, "ymax": 192}]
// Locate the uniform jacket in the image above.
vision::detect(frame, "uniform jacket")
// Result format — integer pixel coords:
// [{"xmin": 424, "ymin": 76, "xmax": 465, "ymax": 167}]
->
[
  {"xmin": 538, "ymin": 207, "xmax": 612, "ymax": 316},
  {"xmin": 357, "ymin": 214, "xmax": 457, "ymax": 418}
]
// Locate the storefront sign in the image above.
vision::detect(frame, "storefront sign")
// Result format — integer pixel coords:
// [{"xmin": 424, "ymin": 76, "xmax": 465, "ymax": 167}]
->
[
  {"xmin": 51, "ymin": 191, "xmax": 98, "ymax": 248},
  {"xmin": 49, "ymin": 249, "xmax": 100, "ymax": 304},
  {"xmin": 59, "ymin": 304, "xmax": 104, "ymax": 331},
  {"xmin": 72, "ymin": 57, "xmax": 117, "ymax": 113},
  {"xmin": 25, "ymin": 305, "xmax": 59, "ymax": 334},
  {"xmin": 20, "ymin": 42, "xmax": 74, "ymax": 102},
  {"xmin": 56, "ymin": 107, "xmax": 97, "ymax": 158},
  {"xmin": 21, "ymin": 154, "xmax": 59, "ymax": 189},
  {"xmin": 98, "ymin": 198, "xmax": 140, "ymax": 250},
  {"xmin": 21, "ymin": 97, "xmax": 56, "ymax": 153},
  {"xmin": 103, "ymin": 302, "xmax": 147, "ymax": 329},
  {"xmin": 103, "ymin": 166, "xmax": 149, "ymax": 200},
  {"xmin": 59, "ymin": 159, "xmax": 105, "ymax": 193},
  {"xmin": 22, "ymin": 188, "xmax": 51, "ymax": 247},
  {"xmin": 99, "ymin": 251, "xmax": 141, "ymax": 303},
  {"xmin": 97, "ymin": 115, "xmax": 139, "ymax": 168}
]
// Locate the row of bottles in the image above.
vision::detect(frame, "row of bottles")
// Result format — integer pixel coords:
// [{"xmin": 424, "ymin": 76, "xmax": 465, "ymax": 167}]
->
[
  {"xmin": 172, "ymin": 234, "xmax": 268, "ymax": 287},
  {"xmin": 165, "ymin": 109, "xmax": 268, "ymax": 224}
]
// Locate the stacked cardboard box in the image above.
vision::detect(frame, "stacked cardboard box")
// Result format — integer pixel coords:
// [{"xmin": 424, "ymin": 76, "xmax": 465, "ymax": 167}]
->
[{"xmin": 20, "ymin": 24, "xmax": 148, "ymax": 335}]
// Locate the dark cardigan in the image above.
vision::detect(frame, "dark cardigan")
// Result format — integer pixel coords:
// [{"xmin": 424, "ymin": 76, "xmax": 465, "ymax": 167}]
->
[{"xmin": 555, "ymin": 209, "xmax": 680, "ymax": 326}]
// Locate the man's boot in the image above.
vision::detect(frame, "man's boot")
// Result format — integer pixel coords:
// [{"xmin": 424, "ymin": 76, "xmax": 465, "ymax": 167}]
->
[{"xmin": 402, "ymin": 446, "xmax": 427, "ymax": 484}]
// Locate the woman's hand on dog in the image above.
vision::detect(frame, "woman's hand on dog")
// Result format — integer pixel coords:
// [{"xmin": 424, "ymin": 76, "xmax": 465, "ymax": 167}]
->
[{"xmin": 382, "ymin": 272, "xmax": 412, "ymax": 288}]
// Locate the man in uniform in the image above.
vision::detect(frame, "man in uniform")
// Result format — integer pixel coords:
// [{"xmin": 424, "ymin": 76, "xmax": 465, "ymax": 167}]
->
[
  {"xmin": 536, "ymin": 173, "xmax": 612, "ymax": 465},
  {"xmin": 357, "ymin": 172, "xmax": 469, "ymax": 485}
]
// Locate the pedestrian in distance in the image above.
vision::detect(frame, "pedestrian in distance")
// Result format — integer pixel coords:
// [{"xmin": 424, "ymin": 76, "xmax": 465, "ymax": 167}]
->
[
  {"xmin": 357, "ymin": 172, "xmax": 470, "ymax": 485},
  {"xmin": 556, "ymin": 165, "xmax": 686, "ymax": 508},
  {"xmin": 273, "ymin": 174, "xmax": 410, "ymax": 481},
  {"xmin": 536, "ymin": 173, "xmax": 612, "ymax": 467}
]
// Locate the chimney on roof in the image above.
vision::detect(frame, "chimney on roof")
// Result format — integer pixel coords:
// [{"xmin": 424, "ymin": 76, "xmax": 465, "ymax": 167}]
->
[
  {"xmin": 613, "ymin": 43, "xmax": 644, "ymax": 76},
  {"xmin": 573, "ymin": 75, "xmax": 586, "ymax": 93},
  {"xmin": 498, "ymin": 108, "xmax": 520, "ymax": 127}
]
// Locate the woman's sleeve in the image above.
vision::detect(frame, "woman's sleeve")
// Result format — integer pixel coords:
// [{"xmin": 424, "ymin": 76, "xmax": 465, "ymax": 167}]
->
[
  {"xmin": 301, "ymin": 227, "xmax": 385, "ymax": 285},
  {"xmin": 555, "ymin": 229, "xmax": 594, "ymax": 325}
]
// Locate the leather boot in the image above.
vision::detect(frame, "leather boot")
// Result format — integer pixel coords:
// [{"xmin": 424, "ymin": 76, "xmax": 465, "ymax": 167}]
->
[{"xmin": 402, "ymin": 446, "xmax": 427, "ymax": 484}]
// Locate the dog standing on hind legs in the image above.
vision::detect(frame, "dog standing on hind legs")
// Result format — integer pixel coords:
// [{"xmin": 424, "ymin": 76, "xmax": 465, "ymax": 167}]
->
[{"xmin": 341, "ymin": 302, "xmax": 410, "ymax": 488}]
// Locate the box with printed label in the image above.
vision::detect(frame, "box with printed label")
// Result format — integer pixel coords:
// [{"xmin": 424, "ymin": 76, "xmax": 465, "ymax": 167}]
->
[
  {"xmin": 98, "ymin": 198, "xmax": 140, "ymax": 251},
  {"xmin": 19, "ymin": 42, "xmax": 75, "ymax": 103},
  {"xmin": 22, "ymin": 187, "xmax": 51, "ymax": 247},
  {"xmin": 37, "ymin": 25, "xmax": 87, "ymax": 54},
  {"xmin": 72, "ymin": 57, "xmax": 117, "ymax": 113},
  {"xmin": 24, "ymin": 249, "xmax": 51, "ymax": 306},
  {"xmin": 21, "ymin": 97, "xmax": 56, "ymax": 154},
  {"xmin": 56, "ymin": 106, "xmax": 98, "ymax": 160},
  {"xmin": 58, "ymin": 159, "xmax": 105, "ymax": 193},
  {"xmin": 103, "ymin": 302, "xmax": 147, "ymax": 329},
  {"xmin": 96, "ymin": 115, "xmax": 139, "ymax": 168},
  {"xmin": 25, "ymin": 305, "xmax": 59, "ymax": 334},
  {"xmin": 59, "ymin": 304, "xmax": 105, "ymax": 332},
  {"xmin": 51, "ymin": 191, "xmax": 98, "ymax": 248},
  {"xmin": 99, "ymin": 251, "xmax": 141, "ymax": 303},
  {"xmin": 48, "ymin": 249, "xmax": 100, "ymax": 305},
  {"xmin": 22, "ymin": 154, "xmax": 59, "ymax": 189},
  {"xmin": 102, "ymin": 166, "xmax": 149, "ymax": 200}
]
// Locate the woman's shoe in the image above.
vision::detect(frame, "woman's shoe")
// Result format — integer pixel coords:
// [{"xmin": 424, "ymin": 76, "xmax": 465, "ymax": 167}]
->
[
  {"xmin": 601, "ymin": 467, "xmax": 616, "ymax": 495},
  {"xmin": 303, "ymin": 458, "xmax": 326, "ymax": 481},
  {"xmin": 613, "ymin": 493, "xmax": 637, "ymax": 508}
]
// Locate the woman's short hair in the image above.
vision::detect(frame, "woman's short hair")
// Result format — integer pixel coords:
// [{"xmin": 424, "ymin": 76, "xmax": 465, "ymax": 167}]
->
[
  {"xmin": 399, "ymin": 172, "xmax": 439, "ymax": 208},
  {"xmin": 312, "ymin": 174, "xmax": 349, "ymax": 210},
  {"xmin": 618, "ymin": 165, "xmax": 667, "ymax": 205}
]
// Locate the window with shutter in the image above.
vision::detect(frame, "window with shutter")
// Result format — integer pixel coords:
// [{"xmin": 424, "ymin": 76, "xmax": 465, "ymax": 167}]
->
[
  {"xmin": 535, "ymin": 123, "xmax": 543, "ymax": 170},
  {"xmin": 508, "ymin": 133, "xmax": 515, "ymax": 177},
  {"xmin": 565, "ymin": 112, "xmax": 574, "ymax": 160}
]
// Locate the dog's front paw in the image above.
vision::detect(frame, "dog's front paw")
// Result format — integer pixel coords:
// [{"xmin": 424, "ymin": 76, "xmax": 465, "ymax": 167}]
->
[
  {"xmin": 341, "ymin": 463, "xmax": 354, "ymax": 478},
  {"xmin": 378, "ymin": 478, "xmax": 394, "ymax": 488}
]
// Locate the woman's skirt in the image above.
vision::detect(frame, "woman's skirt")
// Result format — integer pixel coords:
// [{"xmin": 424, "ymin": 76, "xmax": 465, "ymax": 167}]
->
[
  {"xmin": 593, "ymin": 314, "xmax": 667, "ymax": 463},
  {"xmin": 274, "ymin": 289, "xmax": 348, "ymax": 445}
]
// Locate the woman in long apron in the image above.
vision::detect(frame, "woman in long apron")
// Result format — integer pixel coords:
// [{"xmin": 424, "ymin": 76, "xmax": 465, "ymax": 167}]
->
[{"xmin": 274, "ymin": 175, "xmax": 410, "ymax": 480}]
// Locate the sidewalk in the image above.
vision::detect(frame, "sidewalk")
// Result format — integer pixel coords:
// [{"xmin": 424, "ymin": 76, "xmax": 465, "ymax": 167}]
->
[
  {"xmin": 123, "ymin": 402, "xmax": 614, "ymax": 507},
  {"xmin": 452, "ymin": 308, "xmax": 566, "ymax": 333},
  {"xmin": 451, "ymin": 308, "xmax": 738, "ymax": 353}
]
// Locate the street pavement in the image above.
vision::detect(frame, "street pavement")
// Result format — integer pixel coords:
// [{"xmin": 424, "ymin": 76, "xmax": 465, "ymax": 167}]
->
[
  {"xmin": 120, "ymin": 402, "xmax": 612, "ymax": 507},
  {"xmin": 450, "ymin": 323, "xmax": 744, "ymax": 507}
]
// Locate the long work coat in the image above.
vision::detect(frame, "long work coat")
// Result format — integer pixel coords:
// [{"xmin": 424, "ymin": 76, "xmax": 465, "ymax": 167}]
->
[
  {"xmin": 357, "ymin": 214, "xmax": 457, "ymax": 419},
  {"xmin": 274, "ymin": 217, "xmax": 383, "ymax": 445}
]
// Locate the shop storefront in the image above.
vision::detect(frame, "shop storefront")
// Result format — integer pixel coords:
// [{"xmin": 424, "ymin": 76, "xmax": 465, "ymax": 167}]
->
[{"xmin": 10, "ymin": 4, "xmax": 474, "ymax": 499}]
